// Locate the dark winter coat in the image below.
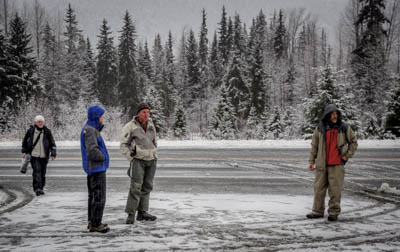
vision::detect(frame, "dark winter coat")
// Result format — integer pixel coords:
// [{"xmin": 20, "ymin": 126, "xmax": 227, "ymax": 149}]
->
[
  {"xmin": 21, "ymin": 125, "xmax": 56, "ymax": 159},
  {"xmin": 309, "ymin": 104, "xmax": 358, "ymax": 170},
  {"xmin": 80, "ymin": 105, "xmax": 109, "ymax": 175}
]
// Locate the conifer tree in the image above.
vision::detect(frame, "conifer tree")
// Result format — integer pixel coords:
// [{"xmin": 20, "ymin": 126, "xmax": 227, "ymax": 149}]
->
[
  {"xmin": 143, "ymin": 86, "xmax": 167, "ymax": 137},
  {"xmin": 95, "ymin": 19, "xmax": 118, "ymax": 106},
  {"xmin": 273, "ymin": 9, "xmax": 287, "ymax": 59},
  {"xmin": 6, "ymin": 13, "xmax": 39, "ymax": 110},
  {"xmin": 186, "ymin": 29, "xmax": 201, "ymax": 104},
  {"xmin": 118, "ymin": 10, "xmax": 139, "ymax": 118},
  {"xmin": 209, "ymin": 84, "xmax": 237, "ymax": 139},
  {"xmin": 268, "ymin": 106, "xmax": 283, "ymax": 138},
  {"xmin": 218, "ymin": 6, "xmax": 229, "ymax": 65},
  {"xmin": 173, "ymin": 101, "xmax": 187, "ymax": 139},
  {"xmin": 385, "ymin": 75, "xmax": 400, "ymax": 137}
]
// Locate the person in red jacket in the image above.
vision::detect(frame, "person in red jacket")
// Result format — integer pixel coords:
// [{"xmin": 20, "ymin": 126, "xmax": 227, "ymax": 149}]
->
[{"xmin": 306, "ymin": 104, "xmax": 358, "ymax": 221}]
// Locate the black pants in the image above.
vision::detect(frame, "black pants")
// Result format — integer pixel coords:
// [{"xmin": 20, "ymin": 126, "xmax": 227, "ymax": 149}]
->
[
  {"xmin": 30, "ymin": 157, "xmax": 48, "ymax": 192},
  {"xmin": 87, "ymin": 171, "xmax": 106, "ymax": 227}
]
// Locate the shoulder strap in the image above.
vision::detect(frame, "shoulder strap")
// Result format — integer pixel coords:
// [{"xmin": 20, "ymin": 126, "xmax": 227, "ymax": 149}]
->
[{"xmin": 32, "ymin": 130, "xmax": 42, "ymax": 150}]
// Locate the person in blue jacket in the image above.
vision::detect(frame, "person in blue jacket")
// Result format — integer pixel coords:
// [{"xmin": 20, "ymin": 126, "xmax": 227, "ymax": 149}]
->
[{"xmin": 80, "ymin": 105, "xmax": 110, "ymax": 233}]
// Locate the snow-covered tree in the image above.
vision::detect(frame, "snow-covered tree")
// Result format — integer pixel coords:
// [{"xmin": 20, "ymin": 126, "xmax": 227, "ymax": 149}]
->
[
  {"xmin": 209, "ymin": 84, "xmax": 237, "ymax": 139},
  {"xmin": 143, "ymin": 86, "xmax": 167, "ymax": 137},
  {"xmin": 95, "ymin": 19, "xmax": 118, "ymax": 107},
  {"xmin": 173, "ymin": 101, "xmax": 187, "ymax": 139},
  {"xmin": 385, "ymin": 75, "xmax": 400, "ymax": 137},
  {"xmin": 118, "ymin": 11, "xmax": 139, "ymax": 118},
  {"xmin": 268, "ymin": 106, "xmax": 283, "ymax": 138}
]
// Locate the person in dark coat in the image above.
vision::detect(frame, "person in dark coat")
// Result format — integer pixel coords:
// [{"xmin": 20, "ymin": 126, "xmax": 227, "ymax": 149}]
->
[
  {"xmin": 21, "ymin": 115, "xmax": 56, "ymax": 196},
  {"xmin": 80, "ymin": 105, "xmax": 110, "ymax": 233}
]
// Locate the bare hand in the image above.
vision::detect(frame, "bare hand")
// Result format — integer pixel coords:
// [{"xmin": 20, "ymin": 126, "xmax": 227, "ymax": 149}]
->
[
  {"xmin": 50, "ymin": 156, "xmax": 55, "ymax": 161},
  {"xmin": 22, "ymin": 154, "xmax": 25, "ymax": 158},
  {"xmin": 342, "ymin": 155, "xmax": 348, "ymax": 161},
  {"xmin": 308, "ymin": 164, "xmax": 315, "ymax": 171}
]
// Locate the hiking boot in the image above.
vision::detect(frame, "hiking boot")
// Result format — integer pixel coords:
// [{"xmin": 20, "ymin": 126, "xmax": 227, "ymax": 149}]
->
[
  {"xmin": 306, "ymin": 213, "xmax": 324, "ymax": 219},
  {"xmin": 137, "ymin": 211, "xmax": 157, "ymax": 221},
  {"xmin": 88, "ymin": 222, "xmax": 108, "ymax": 229},
  {"xmin": 328, "ymin": 215, "xmax": 338, "ymax": 221},
  {"xmin": 126, "ymin": 214, "xmax": 135, "ymax": 224},
  {"xmin": 89, "ymin": 224, "xmax": 110, "ymax": 233}
]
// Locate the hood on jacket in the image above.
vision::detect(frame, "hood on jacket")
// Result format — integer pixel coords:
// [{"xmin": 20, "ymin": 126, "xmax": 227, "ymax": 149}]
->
[
  {"xmin": 86, "ymin": 105, "xmax": 105, "ymax": 131},
  {"xmin": 321, "ymin": 104, "xmax": 342, "ymax": 125}
]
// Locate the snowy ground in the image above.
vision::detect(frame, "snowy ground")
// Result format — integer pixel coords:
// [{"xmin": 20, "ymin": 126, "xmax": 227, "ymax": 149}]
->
[{"xmin": 0, "ymin": 191, "xmax": 399, "ymax": 251}]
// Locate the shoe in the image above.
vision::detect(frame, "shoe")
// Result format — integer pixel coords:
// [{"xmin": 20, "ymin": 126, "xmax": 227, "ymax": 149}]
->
[
  {"xmin": 328, "ymin": 215, "xmax": 338, "ymax": 221},
  {"xmin": 306, "ymin": 213, "xmax": 324, "ymax": 219},
  {"xmin": 39, "ymin": 190, "xmax": 45, "ymax": 195},
  {"xmin": 137, "ymin": 211, "xmax": 157, "ymax": 221},
  {"xmin": 89, "ymin": 224, "xmax": 110, "ymax": 233},
  {"xmin": 126, "ymin": 214, "xmax": 135, "ymax": 224},
  {"xmin": 88, "ymin": 222, "xmax": 108, "ymax": 229},
  {"xmin": 35, "ymin": 190, "xmax": 41, "ymax": 196}
]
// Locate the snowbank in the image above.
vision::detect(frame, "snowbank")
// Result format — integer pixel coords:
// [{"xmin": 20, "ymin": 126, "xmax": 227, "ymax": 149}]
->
[
  {"xmin": 377, "ymin": 183, "xmax": 400, "ymax": 195},
  {"xmin": 1, "ymin": 139, "xmax": 399, "ymax": 149}
]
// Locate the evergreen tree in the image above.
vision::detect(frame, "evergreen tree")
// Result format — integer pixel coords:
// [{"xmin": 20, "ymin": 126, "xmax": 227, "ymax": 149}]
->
[
  {"xmin": 218, "ymin": 6, "xmax": 229, "ymax": 65},
  {"xmin": 118, "ymin": 10, "xmax": 139, "ymax": 118},
  {"xmin": 186, "ymin": 29, "xmax": 201, "ymax": 104},
  {"xmin": 198, "ymin": 9, "xmax": 208, "ymax": 67},
  {"xmin": 80, "ymin": 37, "xmax": 96, "ymax": 102},
  {"xmin": 95, "ymin": 19, "xmax": 118, "ymax": 106},
  {"xmin": 246, "ymin": 105, "xmax": 268, "ymax": 139},
  {"xmin": 209, "ymin": 84, "xmax": 237, "ymax": 139},
  {"xmin": 63, "ymin": 4, "xmax": 84, "ymax": 105},
  {"xmin": 223, "ymin": 52, "xmax": 250, "ymax": 124},
  {"xmin": 143, "ymin": 86, "xmax": 167, "ymax": 137},
  {"xmin": 4, "ymin": 14, "xmax": 39, "ymax": 113},
  {"xmin": 173, "ymin": 101, "xmax": 187, "ymax": 138},
  {"xmin": 351, "ymin": 0, "xmax": 389, "ymax": 112},
  {"xmin": 209, "ymin": 31, "xmax": 223, "ymax": 89},
  {"xmin": 273, "ymin": 9, "xmax": 287, "ymax": 59},
  {"xmin": 164, "ymin": 30, "xmax": 176, "ymax": 118},
  {"xmin": 249, "ymin": 42, "xmax": 268, "ymax": 116},
  {"xmin": 268, "ymin": 106, "xmax": 283, "ymax": 138},
  {"xmin": 283, "ymin": 60, "xmax": 296, "ymax": 107},
  {"xmin": 385, "ymin": 75, "xmax": 400, "ymax": 137}
]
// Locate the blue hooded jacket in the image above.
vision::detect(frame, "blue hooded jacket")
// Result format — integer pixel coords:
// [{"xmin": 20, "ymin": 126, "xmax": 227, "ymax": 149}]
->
[{"xmin": 80, "ymin": 105, "xmax": 109, "ymax": 175}]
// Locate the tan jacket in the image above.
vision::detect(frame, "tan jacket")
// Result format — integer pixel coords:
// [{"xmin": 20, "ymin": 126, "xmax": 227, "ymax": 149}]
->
[
  {"xmin": 120, "ymin": 117, "xmax": 157, "ymax": 162},
  {"xmin": 309, "ymin": 124, "xmax": 358, "ymax": 170}
]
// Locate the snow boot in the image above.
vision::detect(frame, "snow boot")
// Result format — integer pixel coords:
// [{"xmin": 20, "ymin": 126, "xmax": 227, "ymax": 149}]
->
[
  {"xmin": 328, "ymin": 215, "xmax": 338, "ymax": 221},
  {"xmin": 88, "ymin": 222, "xmax": 108, "ymax": 229},
  {"xmin": 89, "ymin": 223, "xmax": 110, "ymax": 233},
  {"xmin": 126, "ymin": 214, "xmax": 135, "ymax": 224},
  {"xmin": 136, "ymin": 211, "xmax": 157, "ymax": 221},
  {"xmin": 306, "ymin": 213, "xmax": 324, "ymax": 219}
]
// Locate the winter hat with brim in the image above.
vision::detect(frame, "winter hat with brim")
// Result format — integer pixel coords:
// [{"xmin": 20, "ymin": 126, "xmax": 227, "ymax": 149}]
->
[
  {"xmin": 34, "ymin": 115, "xmax": 45, "ymax": 123},
  {"xmin": 137, "ymin": 103, "xmax": 150, "ymax": 114}
]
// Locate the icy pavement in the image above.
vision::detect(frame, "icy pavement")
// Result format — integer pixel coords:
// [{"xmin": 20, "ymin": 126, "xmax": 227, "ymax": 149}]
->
[{"xmin": 0, "ymin": 191, "xmax": 399, "ymax": 251}]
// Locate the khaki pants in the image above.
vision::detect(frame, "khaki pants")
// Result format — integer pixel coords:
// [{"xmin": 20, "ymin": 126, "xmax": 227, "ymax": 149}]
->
[
  {"xmin": 312, "ymin": 165, "xmax": 345, "ymax": 216},
  {"xmin": 125, "ymin": 159, "xmax": 157, "ymax": 215}
]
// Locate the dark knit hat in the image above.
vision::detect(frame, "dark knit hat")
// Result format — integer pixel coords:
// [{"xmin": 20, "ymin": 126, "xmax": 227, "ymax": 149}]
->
[{"xmin": 137, "ymin": 103, "xmax": 150, "ymax": 114}]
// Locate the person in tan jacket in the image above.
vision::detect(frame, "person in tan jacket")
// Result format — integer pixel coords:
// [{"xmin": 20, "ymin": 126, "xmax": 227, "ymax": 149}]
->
[
  {"xmin": 306, "ymin": 104, "xmax": 358, "ymax": 221},
  {"xmin": 120, "ymin": 103, "xmax": 158, "ymax": 225}
]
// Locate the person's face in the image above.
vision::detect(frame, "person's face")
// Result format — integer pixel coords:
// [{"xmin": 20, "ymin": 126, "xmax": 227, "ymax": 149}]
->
[
  {"xmin": 35, "ymin": 120, "xmax": 44, "ymax": 128},
  {"xmin": 99, "ymin": 114, "xmax": 104, "ymax": 125},
  {"xmin": 330, "ymin": 111, "xmax": 338, "ymax": 123},
  {"xmin": 138, "ymin": 109, "xmax": 150, "ymax": 123}
]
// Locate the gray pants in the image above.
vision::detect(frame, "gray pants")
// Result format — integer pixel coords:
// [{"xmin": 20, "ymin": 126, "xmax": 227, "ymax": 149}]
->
[
  {"xmin": 312, "ymin": 165, "xmax": 345, "ymax": 216},
  {"xmin": 125, "ymin": 159, "xmax": 157, "ymax": 215}
]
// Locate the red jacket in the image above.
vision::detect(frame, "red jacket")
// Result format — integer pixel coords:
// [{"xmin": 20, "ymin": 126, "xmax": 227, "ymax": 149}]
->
[{"xmin": 325, "ymin": 128, "xmax": 342, "ymax": 165}]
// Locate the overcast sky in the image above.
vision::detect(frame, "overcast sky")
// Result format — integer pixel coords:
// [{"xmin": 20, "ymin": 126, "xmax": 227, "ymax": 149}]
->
[{"xmin": 18, "ymin": 0, "xmax": 349, "ymax": 48}]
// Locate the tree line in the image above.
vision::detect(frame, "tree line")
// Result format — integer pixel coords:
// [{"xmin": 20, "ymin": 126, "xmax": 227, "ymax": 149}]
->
[{"xmin": 1, "ymin": 0, "xmax": 400, "ymax": 140}]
